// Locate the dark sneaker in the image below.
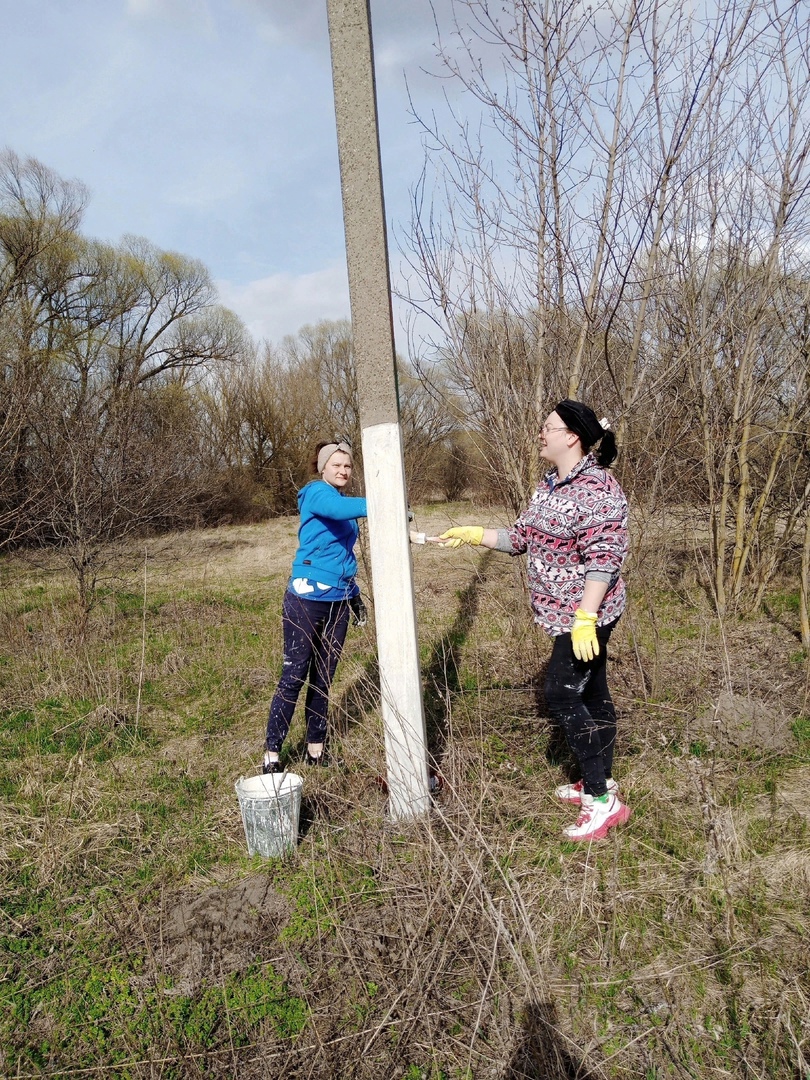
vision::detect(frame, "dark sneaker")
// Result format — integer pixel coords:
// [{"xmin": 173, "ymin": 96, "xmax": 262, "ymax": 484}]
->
[{"xmin": 262, "ymin": 754, "xmax": 283, "ymax": 775}]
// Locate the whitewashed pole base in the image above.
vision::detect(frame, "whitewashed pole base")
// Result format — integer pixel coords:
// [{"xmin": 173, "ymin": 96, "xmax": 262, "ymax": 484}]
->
[{"xmin": 362, "ymin": 421, "xmax": 431, "ymax": 819}]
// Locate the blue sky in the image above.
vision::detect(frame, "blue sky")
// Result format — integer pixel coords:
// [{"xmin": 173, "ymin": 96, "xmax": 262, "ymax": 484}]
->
[{"xmin": 2, "ymin": 0, "xmax": 452, "ymax": 348}]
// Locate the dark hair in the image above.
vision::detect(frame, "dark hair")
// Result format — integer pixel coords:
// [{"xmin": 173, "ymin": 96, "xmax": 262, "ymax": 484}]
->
[
  {"xmin": 591, "ymin": 430, "xmax": 618, "ymax": 468},
  {"xmin": 555, "ymin": 399, "xmax": 618, "ymax": 468}
]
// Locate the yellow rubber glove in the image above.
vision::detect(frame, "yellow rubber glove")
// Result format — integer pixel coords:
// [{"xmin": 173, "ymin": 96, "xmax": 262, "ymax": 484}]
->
[
  {"xmin": 571, "ymin": 609, "xmax": 599, "ymax": 662},
  {"xmin": 438, "ymin": 526, "xmax": 485, "ymax": 548}
]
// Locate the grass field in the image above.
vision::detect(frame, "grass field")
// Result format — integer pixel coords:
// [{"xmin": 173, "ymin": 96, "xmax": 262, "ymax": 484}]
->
[{"xmin": 1, "ymin": 506, "xmax": 808, "ymax": 1079}]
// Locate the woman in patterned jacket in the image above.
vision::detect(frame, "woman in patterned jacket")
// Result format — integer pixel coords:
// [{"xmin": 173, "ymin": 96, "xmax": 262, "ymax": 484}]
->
[{"xmin": 436, "ymin": 400, "xmax": 631, "ymax": 842}]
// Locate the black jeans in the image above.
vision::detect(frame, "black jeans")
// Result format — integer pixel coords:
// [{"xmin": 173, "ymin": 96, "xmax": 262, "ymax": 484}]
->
[
  {"xmin": 544, "ymin": 619, "xmax": 619, "ymax": 797},
  {"xmin": 265, "ymin": 592, "xmax": 350, "ymax": 753}
]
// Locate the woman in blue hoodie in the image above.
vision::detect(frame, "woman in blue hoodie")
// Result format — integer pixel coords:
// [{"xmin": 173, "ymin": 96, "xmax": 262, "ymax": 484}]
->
[{"xmin": 263, "ymin": 441, "xmax": 367, "ymax": 773}]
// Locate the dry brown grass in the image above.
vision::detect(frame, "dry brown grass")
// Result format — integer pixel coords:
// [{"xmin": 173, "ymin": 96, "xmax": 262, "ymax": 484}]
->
[{"xmin": 0, "ymin": 507, "xmax": 808, "ymax": 1078}]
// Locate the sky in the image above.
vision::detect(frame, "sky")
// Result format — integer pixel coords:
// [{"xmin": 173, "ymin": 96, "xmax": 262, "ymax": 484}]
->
[{"xmin": 1, "ymin": 0, "xmax": 455, "ymax": 350}]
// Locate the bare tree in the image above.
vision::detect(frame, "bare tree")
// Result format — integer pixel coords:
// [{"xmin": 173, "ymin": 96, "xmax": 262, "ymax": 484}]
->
[
  {"xmin": 199, "ymin": 340, "xmax": 330, "ymax": 514},
  {"xmin": 0, "ymin": 150, "xmax": 90, "ymax": 543},
  {"xmin": 202, "ymin": 319, "xmax": 458, "ymax": 510},
  {"xmin": 0, "ymin": 153, "xmax": 248, "ymax": 617},
  {"xmin": 401, "ymin": 0, "xmax": 810, "ymax": 633}
]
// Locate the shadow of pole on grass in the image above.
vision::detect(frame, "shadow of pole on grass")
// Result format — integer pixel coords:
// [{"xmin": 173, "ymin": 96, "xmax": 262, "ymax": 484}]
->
[
  {"xmin": 503, "ymin": 999, "xmax": 594, "ymax": 1080},
  {"xmin": 331, "ymin": 551, "xmax": 493, "ymax": 771},
  {"xmin": 331, "ymin": 653, "xmax": 381, "ymax": 738},
  {"xmin": 421, "ymin": 549, "xmax": 493, "ymax": 767}
]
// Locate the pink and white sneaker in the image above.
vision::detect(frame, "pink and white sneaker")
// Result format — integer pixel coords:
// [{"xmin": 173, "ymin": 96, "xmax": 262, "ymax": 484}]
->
[
  {"xmin": 555, "ymin": 777, "xmax": 619, "ymax": 804},
  {"xmin": 563, "ymin": 792, "xmax": 631, "ymax": 841}
]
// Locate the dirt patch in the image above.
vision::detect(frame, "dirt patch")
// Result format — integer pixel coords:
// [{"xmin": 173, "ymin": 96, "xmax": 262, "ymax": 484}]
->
[
  {"xmin": 770, "ymin": 764, "xmax": 810, "ymax": 822},
  {"xmin": 155, "ymin": 875, "xmax": 290, "ymax": 989},
  {"xmin": 697, "ymin": 690, "xmax": 796, "ymax": 753}
]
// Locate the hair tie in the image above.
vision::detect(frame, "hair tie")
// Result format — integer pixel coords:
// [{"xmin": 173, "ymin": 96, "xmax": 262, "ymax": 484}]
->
[{"xmin": 599, "ymin": 417, "xmax": 611, "ymax": 431}]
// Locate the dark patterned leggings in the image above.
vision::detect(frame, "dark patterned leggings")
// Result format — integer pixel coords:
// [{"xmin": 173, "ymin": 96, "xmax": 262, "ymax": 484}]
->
[
  {"xmin": 544, "ymin": 619, "xmax": 619, "ymax": 797},
  {"xmin": 265, "ymin": 592, "xmax": 350, "ymax": 753}
]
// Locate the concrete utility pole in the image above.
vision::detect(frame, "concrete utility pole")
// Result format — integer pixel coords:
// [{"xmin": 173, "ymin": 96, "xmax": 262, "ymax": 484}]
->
[{"xmin": 326, "ymin": 0, "xmax": 431, "ymax": 819}]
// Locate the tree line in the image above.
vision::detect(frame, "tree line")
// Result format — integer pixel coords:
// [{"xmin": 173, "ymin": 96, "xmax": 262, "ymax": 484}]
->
[
  {"xmin": 0, "ymin": 151, "xmax": 473, "ymax": 615},
  {"xmin": 3, "ymin": 0, "xmax": 810, "ymax": 646},
  {"xmin": 401, "ymin": 0, "xmax": 810, "ymax": 642}
]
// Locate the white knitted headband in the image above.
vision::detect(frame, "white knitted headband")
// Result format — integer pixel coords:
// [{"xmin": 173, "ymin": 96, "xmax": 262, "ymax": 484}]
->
[{"xmin": 317, "ymin": 442, "xmax": 353, "ymax": 473}]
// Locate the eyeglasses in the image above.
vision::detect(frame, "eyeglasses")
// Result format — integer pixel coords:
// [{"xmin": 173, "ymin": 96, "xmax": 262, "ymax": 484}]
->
[{"xmin": 541, "ymin": 424, "xmax": 568, "ymax": 435}]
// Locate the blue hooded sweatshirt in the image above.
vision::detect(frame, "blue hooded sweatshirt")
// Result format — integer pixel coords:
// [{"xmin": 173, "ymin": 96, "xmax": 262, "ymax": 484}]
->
[{"xmin": 290, "ymin": 480, "xmax": 368, "ymax": 592}]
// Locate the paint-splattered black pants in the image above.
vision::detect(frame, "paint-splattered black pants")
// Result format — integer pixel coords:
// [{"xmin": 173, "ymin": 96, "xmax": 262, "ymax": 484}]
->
[
  {"xmin": 265, "ymin": 591, "xmax": 350, "ymax": 753},
  {"xmin": 544, "ymin": 618, "xmax": 619, "ymax": 797}
]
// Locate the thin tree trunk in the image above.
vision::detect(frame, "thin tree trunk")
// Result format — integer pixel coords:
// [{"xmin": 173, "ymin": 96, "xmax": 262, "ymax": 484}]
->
[{"xmin": 801, "ymin": 500, "xmax": 810, "ymax": 651}]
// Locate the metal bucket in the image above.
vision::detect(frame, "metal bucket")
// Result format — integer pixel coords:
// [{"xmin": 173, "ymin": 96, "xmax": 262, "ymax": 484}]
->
[{"xmin": 235, "ymin": 772, "xmax": 303, "ymax": 858}]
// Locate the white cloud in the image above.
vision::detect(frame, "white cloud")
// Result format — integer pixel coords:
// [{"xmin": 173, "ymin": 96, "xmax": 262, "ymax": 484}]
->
[
  {"xmin": 231, "ymin": 0, "xmax": 449, "ymax": 70},
  {"xmin": 127, "ymin": 0, "xmax": 216, "ymax": 34},
  {"xmin": 216, "ymin": 262, "xmax": 421, "ymax": 358},
  {"xmin": 2, "ymin": 0, "xmax": 452, "ymax": 359},
  {"xmin": 217, "ymin": 262, "xmax": 350, "ymax": 343}
]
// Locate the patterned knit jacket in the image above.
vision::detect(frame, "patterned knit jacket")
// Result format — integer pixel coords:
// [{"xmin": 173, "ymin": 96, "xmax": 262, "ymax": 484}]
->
[{"xmin": 506, "ymin": 453, "xmax": 628, "ymax": 635}]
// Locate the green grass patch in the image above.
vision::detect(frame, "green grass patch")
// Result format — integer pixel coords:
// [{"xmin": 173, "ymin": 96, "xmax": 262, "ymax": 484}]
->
[
  {"xmin": 0, "ymin": 698, "xmax": 144, "ymax": 761},
  {"xmin": 767, "ymin": 588, "xmax": 801, "ymax": 616},
  {"xmin": 2, "ymin": 957, "xmax": 307, "ymax": 1072},
  {"xmin": 792, "ymin": 715, "xmax": 810, "ymax": 748},
  {"xmin": 277, "ymin": 858, "xmax": 383, "ymax": 946}
]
